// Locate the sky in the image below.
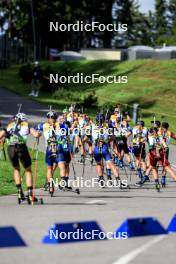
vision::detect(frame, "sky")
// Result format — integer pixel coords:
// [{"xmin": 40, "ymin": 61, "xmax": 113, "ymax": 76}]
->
[{"xmin": 138, "ymin": 0, "xmax": 155, "ymax": 13}]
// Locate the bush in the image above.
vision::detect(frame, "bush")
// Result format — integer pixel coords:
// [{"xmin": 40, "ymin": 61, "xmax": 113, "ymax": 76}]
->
[
  {"xmin": 101, "ymin": 102, "xmax": 116, "ymax": 113},
  {"xmin": 53, "ymin": 88, "xmax": 81, "ymax": 102},
  {"xmin": 82, "ymin": 92, "xmax": 98, "ymax": 108}
]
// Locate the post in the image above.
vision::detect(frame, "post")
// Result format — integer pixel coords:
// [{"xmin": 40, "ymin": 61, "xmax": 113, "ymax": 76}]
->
[{"xmin": 133, "ymin": 104, "xmax": 139, "ymax": 125}]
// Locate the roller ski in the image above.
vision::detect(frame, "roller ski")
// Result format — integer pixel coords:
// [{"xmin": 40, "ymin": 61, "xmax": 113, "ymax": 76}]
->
[
  {"xmin": 98, "ymin": 176, "xmax": 106, "ymax": 188},
  {"xmin": 61, "ymin": 187, "xmax": 80, "ymax": 194},
  {"xmin": 49, "ymin": 182, "xmax": 55, "ymax": 197},
  {"xmin": 129, "ymin": 162, "xmax": 135, "ymax": 171},
  {"xmin": 116, "ymin": 177, "xmax": 130, "ymax": 189},
  {"xmin": 17, "ymin": 191, "xmax": 26, "ymax": 204},
  {"xmin": 27, "ymin": 194, "xmax": 44, "ymax": 205},
  {"xmin": 155, "ymin": 181, "xmax": 161, "ymax": 192},
  {"xmin": 135, "ymin": 175, "xmax": 150, "ymax": 187},
  {"xmin": 59, "ymin": 177, "xmax": 80, "ymax": 194}
]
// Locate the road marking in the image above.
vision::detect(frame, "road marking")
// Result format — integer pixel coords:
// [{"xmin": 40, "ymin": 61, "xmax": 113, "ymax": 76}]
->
[
  {"xmin": 85, "ymin": 200, "xmax": 107, "ymax": 205},
  {"xmin": 112, "ymin": 235, "xmax": 166, "ymax": 264}
]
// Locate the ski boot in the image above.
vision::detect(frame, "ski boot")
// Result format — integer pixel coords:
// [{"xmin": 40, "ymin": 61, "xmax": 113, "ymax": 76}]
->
[
  {"xmin": 114, "ymin": 157, "xmax": 119, "ymax": 166},
  {"xmin": 49, "ymin": 182, "xmax": 55, "ymax": 197},
  {"xmin": 155, "ymin": 180, "xmax": 160, "ymax": 192},
  {"xmin": 129, "ymin": 162, "xmax": 135, "ymax": 171},
  {"xmin": 27, "ymin": 194, "xmax": 43, "ymax": 205},
  {"xmin": 17, "ymin": 191, "xmax": 26, "ymax": 204},
  {"xmin": 90, "ymin": 154, "xmax": 94, "ymax": 165},
  {"xmin": 115, "ymin": 177, "xmax": 122, "ymax": 188},
  {"xmin": 161, "ymin": 176, "xmax": 166, "ymax": 188},
  {"xmin": 106, "ymin": 169, "xmax": 113, "ymax": 186},
  {"xmin": 119, "ymin": 160, "xmax": 123, "ymax": 168},
  {"xmin": 98, "ymin": 176, "xmax": 105, "ymax": 188},
  {"xmin": 75, "ymin": 147, "xmax": 79, "ymax": 153},
  {"xmin": 64, "ymin": 177, "xmax": 73, "ymax": 191},
  {"xmin": 43, "ymin": 181, "xmax": 49, "ymax": 191},
  {"xmin": 135, "ymin": 175, "xmax": 150, "ymax": 186},
  {"xmin": 79, "ymin": 155, "xmax": 85, "ymax": 164},
  {"xmin": 137, "ymin": 168, "xmax": 143, "ymax": 179}
]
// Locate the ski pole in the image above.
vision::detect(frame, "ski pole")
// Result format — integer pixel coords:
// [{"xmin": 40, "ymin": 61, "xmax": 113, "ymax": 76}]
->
[
  {"xmin": 153, "ymin": 114, "xmax": 156, "ymax": 126},
  {"xmin": 70, "ymin": 151, "xmax": 77, "ymax": 181},
  {"xmin": 17, "ymin": 103, "xmax": 22, "ymax": 113}
]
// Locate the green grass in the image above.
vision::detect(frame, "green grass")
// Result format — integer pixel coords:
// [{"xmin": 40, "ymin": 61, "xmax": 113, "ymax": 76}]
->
[
  {"xmin": 0, "ymin": 147, "xmax": 57, "ymax": 196},
  {"xmin": 0, "ymin": 60, "xmax": 176, "ymax": 130}
]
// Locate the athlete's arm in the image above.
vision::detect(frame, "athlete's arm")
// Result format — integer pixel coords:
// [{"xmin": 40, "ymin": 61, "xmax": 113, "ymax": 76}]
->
[
  {"xmin": 171, "ymin": 132, "xmax": 176, "ymax": 140},
  {"xmin": 0, "ymin": 130, "xmax": 6, "ymax": 140},
  {"xmin": 30, "ymin": 128, "xmax": 41, "ymax": 138},
  {"xmin": 30, "ymin": 123, "xmax": 43, "ymax": 138}
]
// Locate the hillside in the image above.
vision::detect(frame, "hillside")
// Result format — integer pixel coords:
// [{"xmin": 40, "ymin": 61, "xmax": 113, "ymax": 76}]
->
[{"xmin": 0, "ymin": 59, "xmax": 176, "ymax": 130}]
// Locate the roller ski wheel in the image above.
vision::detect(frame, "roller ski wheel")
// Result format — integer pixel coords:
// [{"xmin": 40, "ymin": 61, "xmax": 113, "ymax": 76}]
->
[
  {"xmin": 155, "ymin": 183, "xmax": 160, "ymax": 192},
  {"xmin": 27, "ymin": 195, "xmax": 44, "ymax": 205},
  {"xmin": 119, "ymin": 182, "xmax": 130, "ymax": 190},
  {"xmin": 62, "ymin": 186, "xmax": 80, "ymax": 194}
]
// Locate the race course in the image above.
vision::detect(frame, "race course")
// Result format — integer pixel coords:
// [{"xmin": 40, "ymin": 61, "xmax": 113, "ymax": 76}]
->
[{"xmin": 1, "ymin": 87, "xmax": 176, "ymax": 264}]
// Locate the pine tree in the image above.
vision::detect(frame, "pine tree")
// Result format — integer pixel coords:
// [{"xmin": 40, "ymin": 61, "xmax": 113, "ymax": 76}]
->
[
  {"xmin": 113, "ymin": 0, "xmax": 153, "ymax": 47},
  {"xmin": 155, "ymin": 0, "xmax": 168, "ymax": 45}
]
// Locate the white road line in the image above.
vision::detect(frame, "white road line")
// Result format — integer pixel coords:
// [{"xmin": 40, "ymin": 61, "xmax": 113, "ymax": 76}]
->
[
  {"xmin": 112, "ymin": 235, "xmax": 166, "ymax": 264},
  {"xmin": 85, "ymin": 200, "xmax": 107, "ymax": 205}
]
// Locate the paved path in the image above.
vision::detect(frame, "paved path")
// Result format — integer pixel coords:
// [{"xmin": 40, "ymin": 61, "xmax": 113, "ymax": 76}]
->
[{"xmin": 0, "ymin": 87, "xmax": 176, "ymax": 264}]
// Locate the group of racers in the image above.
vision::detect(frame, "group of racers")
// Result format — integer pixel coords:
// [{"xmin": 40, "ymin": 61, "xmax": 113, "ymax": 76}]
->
[{"xmin": 0, "ymin": 105, "xmax": 176, "ymax": 204}]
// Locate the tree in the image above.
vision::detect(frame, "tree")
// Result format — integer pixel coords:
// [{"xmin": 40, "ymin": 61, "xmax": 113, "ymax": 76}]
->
[
  {"xmin": 113, "ymin": 0, "xmax": 153, "ymax": 47},
  {"xmin": 167, "ymin": 0, "xmax": 176, "ymax": 44},
  {"xmin": 155, "ymin": 0, "xmax": 168, "ymax": 44}
]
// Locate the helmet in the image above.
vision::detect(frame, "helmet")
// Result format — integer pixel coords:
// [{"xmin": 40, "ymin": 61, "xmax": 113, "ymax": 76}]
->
[
  {"xmin": 46, "ymin": 111, "xmax": 58, "ymax": 119},
  {"xmin": 96, "ymin": 113, "xmax": 105, "ymax": 124},
  {"xmin": 34, "ymin": 61, "xmax": 39, "ymax": 66},
  {"xmin": 69, "ymin": 105, "xmax": 75, "ymax": 112},
  {"xmin": 151, "ymin": 120, "xmax": 161, "ymax": 128},
  {"xmin": 137, "ymin": 120, "xmax": 144, "ymax": 126},
  {"xmin": 161, "ymin": 122, "xmax": 169, "ymax": 129},
  {"xmin": 149, "ymin": 127, "xmax": 158, "ymax": 134},
  {"xmin": 63, "ymin": 108, "xmax": 68, "ymax": 114},
  {"xmin": 114, "ymin": 108, "xmax": 119, "ymax": 113},
  {"xmin": 15, "ymin": 113, "xmax": 27, "ymax": 121}
]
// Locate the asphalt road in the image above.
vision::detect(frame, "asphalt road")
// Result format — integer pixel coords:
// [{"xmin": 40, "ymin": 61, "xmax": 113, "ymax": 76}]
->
[{"xmin": 0, "ymin": 87, "xmax": 176, "ymax": 264}]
